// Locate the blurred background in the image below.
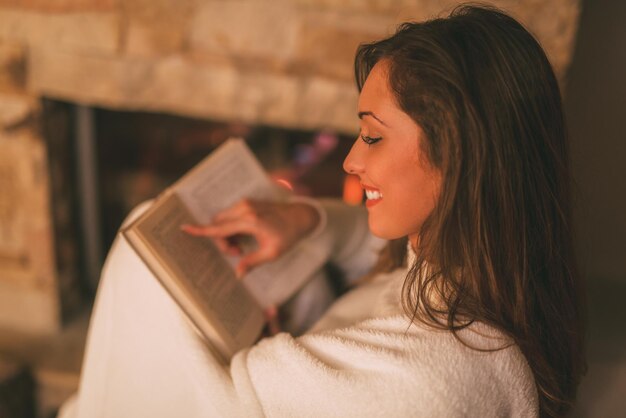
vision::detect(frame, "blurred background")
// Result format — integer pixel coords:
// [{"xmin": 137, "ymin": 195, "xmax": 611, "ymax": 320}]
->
[{"xmin": 0, "ymin": 0, "xmax": 622, "ymax": 417}]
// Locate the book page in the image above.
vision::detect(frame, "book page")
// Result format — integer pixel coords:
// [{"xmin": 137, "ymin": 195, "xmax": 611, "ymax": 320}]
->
[
  {"xmin": 132, "ymin": 193, "xmax": 264, "ymax": 350},
  {"xmin": 175, "ymin": 139, "xmax": 283, "ymax": 224}
]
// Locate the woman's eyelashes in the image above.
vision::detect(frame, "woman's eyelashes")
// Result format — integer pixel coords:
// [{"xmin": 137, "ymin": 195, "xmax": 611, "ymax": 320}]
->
[{"xmin": 360, "ymin": 134, "xmax": 383, "ymax": 145}]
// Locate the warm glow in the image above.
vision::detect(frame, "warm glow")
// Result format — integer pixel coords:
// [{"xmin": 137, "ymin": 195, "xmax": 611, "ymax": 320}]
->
[
  {"xmin": 342, "ymin": 174, "xmax": 363, "ymax": 205},
  {"xmin": 274, "ymin": 178, "xmax": 294, "ymax": 191}
]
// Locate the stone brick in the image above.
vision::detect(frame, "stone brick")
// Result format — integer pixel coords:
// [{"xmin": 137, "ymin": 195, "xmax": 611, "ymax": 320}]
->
[
  {"xmin": 28, "ymin": 45, "xmax": 360, "ymax": 133},
  {"xmin": 139, "ymin": 58, "xmax": 303, "ymax": 130},
  {"xmin": 28, "ymin": 48, "xmax": 123, "ymax": 105},
  {"xmin": 0, "ymin": 0, "xmax": 116, "ymax": 13},
  {"xmin": 298, "ymin": 76, "xmax": 358, "ymax": 133},
  {"xmin": 125, "ymin": 21, "xmax": 187, "ymax": 58},
  {"xmin": 0, "ymin": 93, "xmax": 31, "ymax": 128},
  {"xmin": 122, "ymin": 0, "xmax": 192, "ymax": 22},
  {"xmin": 391, "ymin": 0, "xmax": 580, "ymax": 81},
  {"xmin": 130, "ymin": 56, "xmax": 241, "ymax": 120},
  {"xmin": 294, "ymin": 0, "xmax": 443, "ymax": 16},
  {"xmin": 0, "ymin": 281, "xmax": 59, "ymax": 333},
  {"xmin": 189, "ymin": 1, "xmax": 299, "ymax": 62},
  {"xmin": 0, "ymin": 10, "xmax": 120, "ymax": 55},
  {"xmin": 0, "ymin": 123, "xmax": 59, "ymax": 334},
  {"xmin": 0, "ymin": 143, "xmax": 23, "ymax": 256},
  {"xmin": 501, "ymin": 0, "xmax": 581, "ymax": 83},
  {"xmin": 0, "ymin": 42, "xmax": 25, "ymax": 92},
  {"xmin": 0, "ymin": 125, "xmax": 55, "ymax": 284},
  {"xmin": 229, "ymin": 70, "xmax": 301, "ymax": 128},
  {"xmin": 293, "ymin": 19, "xmax": 382, "ymax": 81},
  {"xmin": 294, "ymin": 0, "xmax": 579, "ymax": 82},
  {"xmin": 122, "ymin": 0, "xmax": 194, "ymax": 58}
]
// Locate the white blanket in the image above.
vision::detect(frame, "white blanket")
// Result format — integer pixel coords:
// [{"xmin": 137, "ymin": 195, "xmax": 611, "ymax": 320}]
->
[{"xmin": 59, "ymin": 202, "xmax": 538, "ymax": 417}]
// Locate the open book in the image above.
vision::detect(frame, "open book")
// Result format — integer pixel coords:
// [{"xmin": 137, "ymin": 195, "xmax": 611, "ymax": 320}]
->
[{"xmin": 122, "ymin": 138, "xmax": 327, "ymax": 362}]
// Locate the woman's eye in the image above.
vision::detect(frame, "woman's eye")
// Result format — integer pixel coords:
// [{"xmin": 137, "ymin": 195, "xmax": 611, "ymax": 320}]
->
[{"xmin": 360, "ymin": 134, "xmax": 383, "ymax": 145}]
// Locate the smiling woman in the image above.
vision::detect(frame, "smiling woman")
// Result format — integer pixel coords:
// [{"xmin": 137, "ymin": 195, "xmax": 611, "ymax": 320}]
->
[
  {"xmin": 351, "ymin": 5, "xmax": 586, "ymax": 416},
  {"xmin": 61, "ymin": 4, "xmax": 584, "ymax": 418}
]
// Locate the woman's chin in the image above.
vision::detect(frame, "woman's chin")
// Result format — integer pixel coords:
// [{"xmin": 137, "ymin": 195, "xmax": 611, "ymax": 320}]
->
[{"xmin": 367, "ymin": 218, "xmax": 406, "ymax": 241}]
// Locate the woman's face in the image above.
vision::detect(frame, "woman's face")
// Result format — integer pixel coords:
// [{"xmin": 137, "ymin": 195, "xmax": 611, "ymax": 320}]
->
[{"xmin": 343, "ymin": 60, "xmax": 441, "ymax": 247}]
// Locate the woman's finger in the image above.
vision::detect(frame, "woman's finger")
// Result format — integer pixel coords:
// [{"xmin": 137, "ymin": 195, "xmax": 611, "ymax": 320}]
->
[
  {"xmin": 180, "ymin": 224, "xmax": 213, "ymax": 236},
  {"xmin": 207, "ymin": 218, "xmax": 263, "ymax": 240},
  {"xmin": 182, "ymin": 217, "xmax": 259, "ymax": 238}
]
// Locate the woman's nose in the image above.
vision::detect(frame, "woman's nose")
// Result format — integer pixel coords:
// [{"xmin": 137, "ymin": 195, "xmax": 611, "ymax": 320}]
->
[{"xmin": 343, "ymin": 138, "xmax": 366, "ymax": 175}]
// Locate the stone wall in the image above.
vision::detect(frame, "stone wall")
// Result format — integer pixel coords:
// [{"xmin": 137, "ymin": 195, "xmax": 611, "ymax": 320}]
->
[
  {"xmin": 0, "ymin": 0, "xmax": 581, "ymax": 334},
  {"xmin": 0, "ymin": 95, "xmax": 60, "ymax": 334},
  {"xmin": 3, "ymin": 0, "xmax": 580, "ymax": 133}
]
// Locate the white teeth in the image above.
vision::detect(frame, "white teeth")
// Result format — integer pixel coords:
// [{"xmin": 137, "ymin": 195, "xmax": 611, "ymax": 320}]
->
[{"xmin": 365, "ymin": 190, "xmax": 382, "ymax": 200}]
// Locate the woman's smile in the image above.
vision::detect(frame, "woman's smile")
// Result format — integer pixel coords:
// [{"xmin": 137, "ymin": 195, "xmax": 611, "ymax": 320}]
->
[{"xmin": 363, "ymin": 184, "xmax": 383, "ymax": 207}]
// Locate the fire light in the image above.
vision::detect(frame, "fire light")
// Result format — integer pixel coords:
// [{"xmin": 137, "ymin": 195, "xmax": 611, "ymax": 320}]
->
[
  {"xmin": 342, "ymin": 174, "xmax": 363, "ymax": 205},
  {"xmin": 274, "ymin": 177, "xmax": 294, "ymax": 191}
]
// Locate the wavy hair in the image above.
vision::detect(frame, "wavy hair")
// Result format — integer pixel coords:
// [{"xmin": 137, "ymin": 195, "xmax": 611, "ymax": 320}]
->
[{"xmin": 355, "ymin": 5, "xmax": 586, "ymax": 417}]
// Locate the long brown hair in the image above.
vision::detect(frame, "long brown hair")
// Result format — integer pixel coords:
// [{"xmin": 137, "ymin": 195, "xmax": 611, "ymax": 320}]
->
[{"xmin": 355, "ymin": 5, "xmax": 585, "ymax": 417}]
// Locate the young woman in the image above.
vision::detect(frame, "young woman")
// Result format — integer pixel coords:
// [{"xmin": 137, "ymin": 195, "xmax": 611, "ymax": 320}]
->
[{"xmin": 62, "ymin": 5, "xmax": 585, "ymax": 418}]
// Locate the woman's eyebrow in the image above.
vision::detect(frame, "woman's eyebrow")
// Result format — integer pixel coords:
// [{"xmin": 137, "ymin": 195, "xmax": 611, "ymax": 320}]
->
[{"xmin": 358, "ymin": 111, "xmax": 389, "ymax": 127}]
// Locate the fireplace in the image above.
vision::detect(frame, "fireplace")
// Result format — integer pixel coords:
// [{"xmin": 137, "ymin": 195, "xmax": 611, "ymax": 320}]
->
[{"xmin": 43, "ymin": 99, "xmax": 356, "ymax": 300}]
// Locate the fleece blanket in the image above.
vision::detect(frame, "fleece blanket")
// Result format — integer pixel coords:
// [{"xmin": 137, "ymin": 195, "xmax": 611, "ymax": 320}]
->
[{"xmin": 59, "ymin": 201, "xmax": 537, "ymax": 417}]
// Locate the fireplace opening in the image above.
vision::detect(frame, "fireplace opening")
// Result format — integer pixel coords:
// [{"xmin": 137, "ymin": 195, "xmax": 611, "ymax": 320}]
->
[{"xmin": 42, "ymin": 98, "xmax": 359, "ymax": 309}]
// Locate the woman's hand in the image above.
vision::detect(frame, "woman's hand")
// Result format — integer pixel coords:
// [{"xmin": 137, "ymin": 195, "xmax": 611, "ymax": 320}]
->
[{"xmin": 181, "ymin": 199, "xmax": 320, "ymax": 277}]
